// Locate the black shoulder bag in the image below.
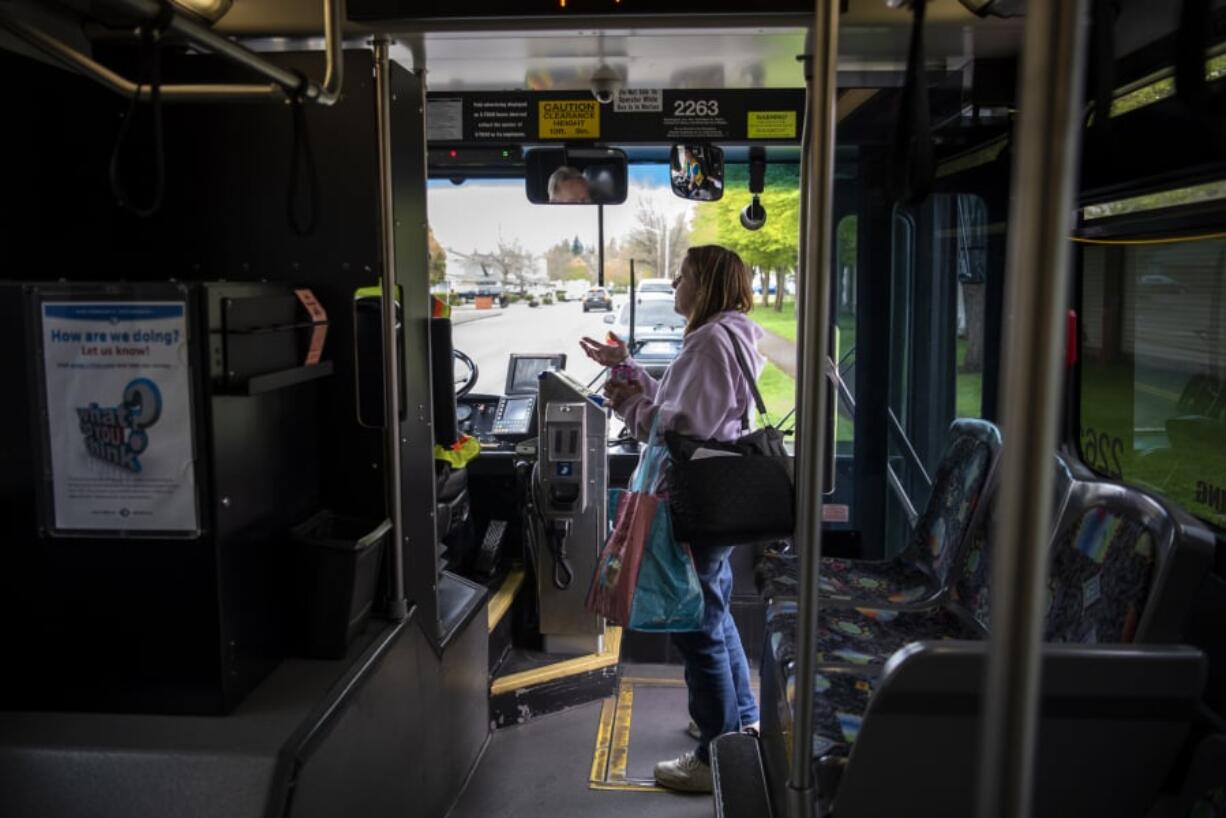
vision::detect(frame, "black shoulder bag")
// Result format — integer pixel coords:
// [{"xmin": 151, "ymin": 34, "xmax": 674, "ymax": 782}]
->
[{"xmin": 664, "ymin": 326, "xmax": 794, "ymax": 547}]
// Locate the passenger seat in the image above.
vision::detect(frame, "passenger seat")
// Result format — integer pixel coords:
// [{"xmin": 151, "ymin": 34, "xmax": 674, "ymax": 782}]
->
[
  {"xmin": 755, "ymin": 419, "xmax": 1002, "ymax": 610},
  {"xmin": 758, "ymin": 467, "xmax": 1216, "ymax": 816}
]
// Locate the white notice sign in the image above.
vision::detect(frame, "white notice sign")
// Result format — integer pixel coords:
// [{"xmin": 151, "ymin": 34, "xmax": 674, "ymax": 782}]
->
[
  {"xmin": 614, "ymin": 88, "xmax": 663, "ymax": 113},
  {"xmin": 40, "ymin": 302, "xmax": 199, "ymax": 534}
]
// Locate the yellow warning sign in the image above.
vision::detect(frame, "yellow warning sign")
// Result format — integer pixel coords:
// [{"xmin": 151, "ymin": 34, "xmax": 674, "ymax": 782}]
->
[
  {"xmin": 747, "ymin": 111, "xmax": 797, "ymax": 140},
  {"xmin": 539, "ymin": 100, "xmax": 600, "ymax": 139}
]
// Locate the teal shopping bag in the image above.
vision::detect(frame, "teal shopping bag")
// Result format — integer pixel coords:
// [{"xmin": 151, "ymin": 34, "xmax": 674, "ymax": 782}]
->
[{"xmin": 601, "ymin": 419, "xmax": 702, "ymax": 632}]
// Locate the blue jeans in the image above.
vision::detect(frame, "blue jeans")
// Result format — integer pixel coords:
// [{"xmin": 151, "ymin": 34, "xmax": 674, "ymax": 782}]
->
[{"xmin": 671, "ymin": 545, "xmax": 759, "ymax": 763}]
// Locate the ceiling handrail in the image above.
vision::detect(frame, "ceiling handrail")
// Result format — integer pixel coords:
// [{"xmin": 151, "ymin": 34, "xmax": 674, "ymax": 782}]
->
[{"xmin": 0, "ymin": 0, "xmax": 343, "ymax": 104}]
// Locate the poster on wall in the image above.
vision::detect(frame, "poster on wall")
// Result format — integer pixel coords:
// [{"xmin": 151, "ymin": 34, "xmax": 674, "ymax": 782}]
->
[{"xmin": 39, "ymin": 301, "xmax": 199, "ymax": 535}]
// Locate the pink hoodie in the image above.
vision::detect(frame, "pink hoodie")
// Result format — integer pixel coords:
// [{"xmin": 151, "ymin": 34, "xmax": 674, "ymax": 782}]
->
[{"xmin": 614, "ymin": 310, "xmax": 766, "ymax": 443}]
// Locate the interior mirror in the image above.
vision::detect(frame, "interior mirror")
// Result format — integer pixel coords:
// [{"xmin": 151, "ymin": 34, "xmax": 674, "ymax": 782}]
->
[
  {"xmin": 525, "ymin": 147, "xmax": 628, "ymax": 205},
  {"xmin": 669, "ymin": 144, "xmax": 724, "ymax": 202}
]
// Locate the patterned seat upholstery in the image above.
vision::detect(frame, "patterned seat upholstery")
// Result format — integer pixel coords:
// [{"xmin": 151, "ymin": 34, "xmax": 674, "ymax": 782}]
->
[
  {"xmin": 950, "ymin": 457, "xmax": 1075, "ymax": 631},
  {"xmin": 1043, "ymin": 505, "xmax": 1157, "ymax": 644},
  {"xmin": 756, "ymin": 419, "xmax": 1002, "ymax": 609},
  {"xmin": 762, "ymin": 461, "xmax": 1215, "ymax": 797},
  {"xmin": 765, "ymin": 599, "xmax": 980, "ymax": 671},
  {"xmin": 791, "ymin": 669, "xmax": 876, "ymax": 760}
]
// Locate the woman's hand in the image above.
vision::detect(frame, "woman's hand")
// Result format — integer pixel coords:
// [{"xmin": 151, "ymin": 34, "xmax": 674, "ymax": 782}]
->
[
  {"xmin": 603, "ymin": 377, "xmax": 643, "ymax": 408},
  {"xmin": 579, "ymin": 333, "xmax": 629, "ymax": 367}
]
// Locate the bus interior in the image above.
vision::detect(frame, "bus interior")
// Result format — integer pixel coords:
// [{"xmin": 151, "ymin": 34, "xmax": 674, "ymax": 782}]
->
[{"xmin": 0, "ymin": 1, "xmax": 1224, "ymax": 817}]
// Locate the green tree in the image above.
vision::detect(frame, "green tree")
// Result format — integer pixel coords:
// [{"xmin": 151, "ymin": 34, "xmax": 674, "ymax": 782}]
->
[
  {"xmin": 691, "ymin": 165, "xmax": 800, "ymax": 311},
  {"xmin": 571, "ymin": 235, "xmax": 584, "ymax": 256},
  {"xmin": 564, "ymin": 256, "xmax": 593, "ymax": 280},
  {"xmin": 624, "ymin": 200, "xmax": 689, "ymax": 280},
  {"xmin": 427, "ymin": 225, "xmax": 447, "ymax": 285},
  {"xmin": 544, "ymin": 239, "xmax": 575, "ymax": 280}
]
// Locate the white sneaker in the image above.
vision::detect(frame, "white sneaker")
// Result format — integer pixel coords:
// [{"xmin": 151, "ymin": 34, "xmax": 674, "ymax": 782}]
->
[
  {"xmin": 654, "ymin": 750, "xmax": 713, "ymax": 793},
  {"xmin": 686, "ymin": 719, "xmax": 701, "ymax": 740}
]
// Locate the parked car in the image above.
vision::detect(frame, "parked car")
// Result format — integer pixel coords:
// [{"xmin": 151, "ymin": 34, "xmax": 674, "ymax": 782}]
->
[
  {"xmin": 603, "ymin": 298, "xmax": 686, "ymax": 345},
  {"xmin": 635, "ymin": 277, "xmax": 675, "ymax": 300},
  {"xmin": 582, "ymin": 287, "xmax": 613, "ymax": 312}
]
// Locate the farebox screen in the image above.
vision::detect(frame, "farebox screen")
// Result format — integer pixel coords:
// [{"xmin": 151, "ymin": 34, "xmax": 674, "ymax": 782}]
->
[
  {"xmin": 506, "ymin": 354, "xmax": 565, "ymax": 395},
  {"xmin": 502, "ymin": 396, "xmax": 533, "ymax": 425}
]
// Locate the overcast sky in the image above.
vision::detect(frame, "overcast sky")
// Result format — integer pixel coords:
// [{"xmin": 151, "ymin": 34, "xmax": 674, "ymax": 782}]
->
[{"xmin": 427, "ymin": 166, "xmax": 695, "ymax": 259}]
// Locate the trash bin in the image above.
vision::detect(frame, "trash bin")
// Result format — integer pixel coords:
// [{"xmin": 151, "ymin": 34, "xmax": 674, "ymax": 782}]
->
[{"xmin": 291, "ymin": 512, "xmax": 391, "ymax": 659}]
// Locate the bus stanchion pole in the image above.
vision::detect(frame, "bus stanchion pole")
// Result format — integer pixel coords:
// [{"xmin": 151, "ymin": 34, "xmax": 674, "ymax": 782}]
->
[
  {"xmin": 976, "ymin": 2, "xmax": 1090, "ymax": 816},
  {"xmin": 788, "ymin": 2, "xmax": 839, "ymax": 817},
  {"xmin": 374, "ymin": 36, "xmax": 408, "ymax": 622}
]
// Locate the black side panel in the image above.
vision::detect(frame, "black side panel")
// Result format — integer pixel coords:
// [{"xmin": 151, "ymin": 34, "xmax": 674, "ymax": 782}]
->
[
  {"xmin": 412, "ymin": 590, "xmax": 491, "ymax": 818},
  {"xmin": 287, "ymin": 623, "xmax": 429, "ymax": 818}
]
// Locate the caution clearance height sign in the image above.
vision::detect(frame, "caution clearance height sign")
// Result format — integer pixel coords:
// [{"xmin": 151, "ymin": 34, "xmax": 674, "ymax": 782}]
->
[{"xmin": 539, "ymin": 100, "xmax": 600, "ymax": 139}]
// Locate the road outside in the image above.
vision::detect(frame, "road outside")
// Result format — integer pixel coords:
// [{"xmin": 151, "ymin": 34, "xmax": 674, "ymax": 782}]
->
[{"xmin": 452, "ymin": 300, "xmax": 620, "ymax": 395}]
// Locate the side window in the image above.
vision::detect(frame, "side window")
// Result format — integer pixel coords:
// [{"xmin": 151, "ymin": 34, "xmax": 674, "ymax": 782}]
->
[
  {"xmin": 835, "ymin": 215, "xmax": 857, "ymax": 455},
  {"xmin": 1079, "ymin": 230, "xmax": 1226, "ymax": 530},
  {"xmin": 953, "ymin": 194, "xmax": 988, "ymax": 419}
]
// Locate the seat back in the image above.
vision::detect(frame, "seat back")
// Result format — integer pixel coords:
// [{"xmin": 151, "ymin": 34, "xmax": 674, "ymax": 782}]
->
[
  {"xmin": 1175, "ymin": 733, "xmax": 1226, "ymax": 817},
  {"xmin": 952, "ymin": 456, "xmax": 1076, "ymax": 631},
  {"xmin": 1043, "ymin": 478, "xmax": 1215, "ymax": 645},
  {"xmin": 898, "ymin": 419, "xmax": 1002, "ymax": 587},
  {"xmin": 833, "ymin": 641, "xmax": 1206, "ymax": 818}
]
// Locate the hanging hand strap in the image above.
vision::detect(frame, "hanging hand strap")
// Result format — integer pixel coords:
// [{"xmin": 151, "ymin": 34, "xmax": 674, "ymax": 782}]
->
[
  {"xmin": 890, "ymin": 0, "xmax": 934, "ymax": 206},
  {"xmin": 719, "ymin": 324, "xmax": 767, "ymax": 431},
  {"xmin": 287, "ymin": 73, "xmax": 320, "ymax": 237},
  {"xmin": 108, "ymin": 1, "xmax": 174, "ymax": 218}
]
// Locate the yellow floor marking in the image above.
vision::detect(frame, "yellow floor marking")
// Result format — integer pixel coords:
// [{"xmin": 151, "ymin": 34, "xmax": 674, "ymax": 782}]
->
[
  {"xmin": 619, "ymin": 676, "xmax": 686, "ymax": 687},
  {"xmin": 490, "ymin": 626, "xmax": 622, "ymax": 696},
  {"xmin": 587, "ymin": 676, "xmax": 700, "ymax": 793},
  {"xmin": 608, "ymin": 682, "xmax": 635, "ymax": 782},
  {"xmin": 486, "ymin": 566, "xmax": 525, "ymax": 633},
  {"xmin": 590, "ymin": 696, "xmax": 616, "ymax": 784}
]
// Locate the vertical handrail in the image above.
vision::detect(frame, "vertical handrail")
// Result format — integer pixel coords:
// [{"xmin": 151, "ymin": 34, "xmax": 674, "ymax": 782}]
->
[
  {"xmin": 374, "ymin": 38, "xmax": 408, "ymax": 622},
  {"xmin": 788, "ymin": 1, "xmax": 839, "ymax": 816},
  {"xmin": 976, "ymin": 2, "xmax": 1090, "ymax": 817}
]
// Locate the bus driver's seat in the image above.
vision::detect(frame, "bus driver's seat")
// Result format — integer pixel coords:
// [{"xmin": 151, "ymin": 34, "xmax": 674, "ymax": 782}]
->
[{"xmin": 429, "ymin": 301, "xmax": 476, "ymax": 567}]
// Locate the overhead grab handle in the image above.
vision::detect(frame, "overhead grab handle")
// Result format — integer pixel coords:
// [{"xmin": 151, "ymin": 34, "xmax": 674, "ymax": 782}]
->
[{"xmin": 0, "ymin": 0, "xmax": 344, "ymax": 105}]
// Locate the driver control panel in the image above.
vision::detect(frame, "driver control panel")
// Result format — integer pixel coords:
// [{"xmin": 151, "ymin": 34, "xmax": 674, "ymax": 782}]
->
[{"xmin": 491, "ymin": 395, "xmax": 536, "ymax": 436}]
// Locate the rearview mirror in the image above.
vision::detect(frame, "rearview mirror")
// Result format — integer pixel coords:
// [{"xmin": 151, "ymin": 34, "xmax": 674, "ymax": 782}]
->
[
  {"xmin": 670, "ymin": 144, "xmax": 724, "ymax": 202},
  {"xmin": 525, "ymin": 147, "xmax": 628, "ymax": 205}
]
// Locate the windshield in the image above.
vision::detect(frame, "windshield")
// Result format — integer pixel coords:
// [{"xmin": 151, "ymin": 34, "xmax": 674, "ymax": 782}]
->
[
  {"xmin": 430, "ymin": 167, "xmax": 693, "ymax": 395},
  {"xmin": 639, "ymin": 281, "xmax": 673, "ymax": 293},
  {"xmin": 619, "ymin": 300, "xmax": 686, "ymax": 330}
]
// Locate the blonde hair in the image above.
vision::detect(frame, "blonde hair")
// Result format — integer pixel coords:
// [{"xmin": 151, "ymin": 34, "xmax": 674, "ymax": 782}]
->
[{"xmin": 682, "ymin": 245, "xmax": 754, "ymax": 334}]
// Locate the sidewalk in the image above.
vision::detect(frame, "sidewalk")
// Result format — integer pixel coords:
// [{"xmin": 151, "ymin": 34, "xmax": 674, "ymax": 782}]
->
[
  {"xmin": 451, "ymin": 306, "xmax": 504, "ymax": 326},
  {"xmin": 757, "ymin": 327, "xmax": 797, "ymax": 379}
]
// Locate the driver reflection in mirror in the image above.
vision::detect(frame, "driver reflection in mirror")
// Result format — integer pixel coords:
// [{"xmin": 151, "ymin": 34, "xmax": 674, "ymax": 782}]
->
[{"xmin": 547, "ymin": 165, "xmax": 592, "ymax": 203}]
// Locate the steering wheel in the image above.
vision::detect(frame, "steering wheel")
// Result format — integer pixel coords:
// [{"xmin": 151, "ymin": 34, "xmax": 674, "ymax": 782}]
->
[{"xmin": 453, "ymin": 348, "xmax": 478, "ymax": 398}]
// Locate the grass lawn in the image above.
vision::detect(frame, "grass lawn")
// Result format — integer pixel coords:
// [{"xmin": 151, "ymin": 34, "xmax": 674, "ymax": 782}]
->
[
  {"xmin": 749, "ymin": 299, "xmax": 797, "ymax": 342},
  {"xmin": 756, "ymin": 361, "xmax": 795, "ymax": 422},
  {"xmin": 749, "ymin": 300, "xmax": 856, "ymax": 357},
  {"xmin": 755, "ymin": 361, "xmax": 853, "ymax": 443},
  {"xmin": 956, "ymin": 339, "xmax": 983, "ymax": 419}
]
